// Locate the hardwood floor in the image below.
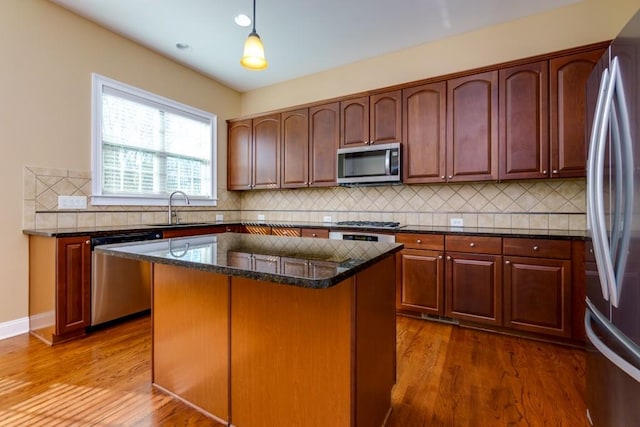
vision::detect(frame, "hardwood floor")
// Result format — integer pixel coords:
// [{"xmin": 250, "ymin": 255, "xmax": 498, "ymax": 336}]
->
[{"xmin": 0, "ymin": 315, "xmax": 586, "ymax": 426}]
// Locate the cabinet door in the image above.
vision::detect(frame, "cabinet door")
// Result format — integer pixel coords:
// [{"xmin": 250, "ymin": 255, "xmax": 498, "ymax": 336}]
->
[
  {"xmin": 396, "ymin": 249, "xmax": 444, "ymax": 315},
  {"xmin": 499, "ymin": 61, "xmax": 549, "ymax": 180},
  {"xmin": 281, "ymin": 109, "xmax": 309, "ymax": 188},
  {"xmin": 309, "ymin": 102, "xmax": 339, "ymax": 187},
  {"xmin": 445, "ymin": 252, "xmax": 502, "ymax": 325},
  {"xmin": 504, "ymin": 256, "xmax": 571, "ymax": 337},
  {"xmin": 253, "ymin": 114, "xmax": 281, "ymax": 189},
  {"xmin": 550, "ymin": 49, "xmax": 603, "ymax": 178},
  {"xmin": 370, "ymin": 90, "xmax": 401, "ymax": 144},
  {"xmin": 56, "ymin": 236, "xmax": 91, "ymax": 335},
  {"xmin": 340, "ymin": 96, "xmax": 369, "ymax": 147},
  {"xmin": 402, "ymin": 82, "xmax": 446, "ymax": 183},
  {"xmin": 227, "ymin": 119, "xmax": 253, "ymax": 190},
  {"xmin": 446, "ymin": 71, "xmax": 499, "ymax": 182}
]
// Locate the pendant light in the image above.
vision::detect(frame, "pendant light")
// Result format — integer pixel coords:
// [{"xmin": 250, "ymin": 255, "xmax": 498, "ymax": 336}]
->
[{"xmin": 240, "ymin": 0, "xmax": 268, "ymax": 70}]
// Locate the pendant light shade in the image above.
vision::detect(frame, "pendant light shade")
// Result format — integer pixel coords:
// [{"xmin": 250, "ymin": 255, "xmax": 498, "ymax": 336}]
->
[{"xmin": 241, "ymin": 0, "xmax": 268, "ymax": 70}]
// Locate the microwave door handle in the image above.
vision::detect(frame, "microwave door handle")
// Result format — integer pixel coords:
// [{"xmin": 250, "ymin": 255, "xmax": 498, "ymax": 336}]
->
[
  {"xmin": 588, "ymin": 67, "xmax": 611, "ymax": 301},
  {"xmin": 385, "ymin": 150, "xmax": 391, "ymax": 176}
]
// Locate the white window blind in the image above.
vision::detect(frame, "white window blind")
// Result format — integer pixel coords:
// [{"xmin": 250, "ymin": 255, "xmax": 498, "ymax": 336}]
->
[{"xmin": 92, "ymin": 74, "xmax": 217, "ymax": 206}]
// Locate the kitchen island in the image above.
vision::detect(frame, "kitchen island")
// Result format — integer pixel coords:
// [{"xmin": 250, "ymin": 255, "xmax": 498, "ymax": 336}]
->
[{"xmin": 95, "ymin": 232, "xmax": 402, "ymax": 427}]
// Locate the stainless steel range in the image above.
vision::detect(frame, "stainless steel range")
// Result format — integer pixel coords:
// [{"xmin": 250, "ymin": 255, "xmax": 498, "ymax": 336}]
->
[{"xmin": 329, "ymin": 221, "xmax": 400, "ymax": 243}]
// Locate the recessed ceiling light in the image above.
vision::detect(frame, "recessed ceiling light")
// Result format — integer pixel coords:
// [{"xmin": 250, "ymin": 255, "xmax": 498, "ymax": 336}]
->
[
  {"xmin": 234, "ymin": 14, "xmax": 251, "ymax": 27},
  {"xmin": 175, "ymin": 43, "xmax": 190, "ymax": 50}
]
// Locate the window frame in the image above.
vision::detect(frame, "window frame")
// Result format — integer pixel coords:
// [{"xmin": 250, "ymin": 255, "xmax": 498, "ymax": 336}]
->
[{"xmin": 91, "ymin": 73, "xmax": 217, "ymax": 206}]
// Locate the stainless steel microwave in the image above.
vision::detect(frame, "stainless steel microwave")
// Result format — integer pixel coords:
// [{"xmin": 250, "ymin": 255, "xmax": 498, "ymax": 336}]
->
[{"xmin": 337, "ymin": 142, "xmax": 401, "ymax": 185}]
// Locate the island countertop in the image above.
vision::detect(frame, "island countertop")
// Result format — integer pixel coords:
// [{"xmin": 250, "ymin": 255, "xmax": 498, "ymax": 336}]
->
[{"xmin": 94, "ymin": 232, "xmax": 403, "ymax": 289}]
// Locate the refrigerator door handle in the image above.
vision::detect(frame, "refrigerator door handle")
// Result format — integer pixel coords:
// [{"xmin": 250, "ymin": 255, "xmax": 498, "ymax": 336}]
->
[
  {"xmin": 593, "ymin": 59, "xmax": 620, "ymax": 306},
  {"xmin": 586, "ymin": 301, "xmax": 640, "ymax": 383},
  {"xmin": 587, "ymin": 67, "xmax": 611, "ymax": 301},
  {"xmin": 609, "ymin": 56, "xmax": 635, "ymax": 307}
]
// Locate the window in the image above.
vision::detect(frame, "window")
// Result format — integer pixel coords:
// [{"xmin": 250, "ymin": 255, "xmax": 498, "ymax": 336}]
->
[{"xmin": 92, "ymin": 74, "xmax": 217, "ymax": 205}]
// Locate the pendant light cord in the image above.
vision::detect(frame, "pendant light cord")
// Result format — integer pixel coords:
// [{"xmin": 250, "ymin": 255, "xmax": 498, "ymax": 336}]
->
[{"xmin": 252, "ymin": 0, "xmax": 257, "ymax": 33}]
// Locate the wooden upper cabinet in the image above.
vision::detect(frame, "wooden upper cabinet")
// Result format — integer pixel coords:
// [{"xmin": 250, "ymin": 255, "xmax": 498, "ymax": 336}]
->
[
  {"xmin": 340, "ymin": 96, "xmax": 369, "ymax": 147},
  {"xmin": 281, "ymin": 109, "xmax": 309, "ymax": 188},
  {"xmin": 550, "ymin": 48, "xmax": 604, "ymax": 178},
  {"xmin": 499, "ymin": 61, "xmax": 549, "ymax": 180},
  {"xmin": 402, "ymin": 82, "xmax": 446, "ymax": 183},
  {"xmin": 227, "ymin": 119, "xmax": 253, "ymax": 190},
  {"xmin": 370, "ymin": 90, "xmax": 402, "ymax": 144},
  {"xmin": 253, "ymin": 114, "xmax": 281, "ymax": 189},
  {"xmin": 446, "ymin": 71, "xmax": 499, "ymax": 182},
  {"xmin": 340, "ymin": 90, "xmax": 401, "ymax": 147},
  {"xmin": 309, "ymin": 102, "xmax": 339, "ymax": 187}
]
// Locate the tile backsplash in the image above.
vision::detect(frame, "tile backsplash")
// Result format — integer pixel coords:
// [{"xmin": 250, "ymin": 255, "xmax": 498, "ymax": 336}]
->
[
  {"xmin": 23, "ymin": 166, "xmax": 241, "ymax": 229},
  {"xmin": 24, "ymin": 166, "xmax": 587, "ymax": 231},
  {"xmin": 240, "ymin": 180, "xmax": 587, "ymax": 230}
]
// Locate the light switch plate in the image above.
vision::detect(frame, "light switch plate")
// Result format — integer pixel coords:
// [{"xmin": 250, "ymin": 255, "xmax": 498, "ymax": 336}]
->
[
  {"xmin": 215, "ymin": 214, "xmax": 224, "ymax": 222},
  {"xmin": 257, "ymin": 214, "xmax": 265, "ymax": 221},
  {"xmin": 323, "ymin": 215, "xmax": 332, "ymax": 223},
  {"xmin": 58, "ymin": 195, "xmax": 87, "ymax": 209},
  {"xmin": 450, "ymin": 218, "xmax": 464, "ymax": 227}
]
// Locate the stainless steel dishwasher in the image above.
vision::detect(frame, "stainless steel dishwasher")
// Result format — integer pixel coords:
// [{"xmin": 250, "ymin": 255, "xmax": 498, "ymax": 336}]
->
[{"xmin": 90, "ymin": 231, "xmax": 162, "ymax": 326}]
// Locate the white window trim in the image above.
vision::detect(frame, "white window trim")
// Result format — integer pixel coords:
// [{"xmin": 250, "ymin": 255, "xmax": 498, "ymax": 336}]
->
[{"xmin": 91, "ymin": 73, "xmax": 217, "ymax": 206}]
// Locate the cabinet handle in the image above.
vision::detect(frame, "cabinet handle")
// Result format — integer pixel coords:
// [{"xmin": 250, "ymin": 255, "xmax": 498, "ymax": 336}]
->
[
  {"xmin": 469, "ymin": 242, "xmax": 475, "ymax": 247},
  {"xmin": 85, "ymin": 240, "xmax": 90, "ymax": 245},
  {"xmin": 441, "ymin": 176, "xmax": 445, "ymax": 179},
  {"xmin": 552, "ymin": 170, "xmax": 558, "ymax": 174},
  {"xmin": 542, "ymin": 170, "xmax": 548, "ymax": 174},
  {"xmin": 448, "ymin": 175, "xmax": 453, "ymax": 179},
  {"xmin": 312, "ymin": 233, "xmax": 317, "ymax": 237},
  {"xmin": 447, "ymin": 256, "xmax": 452, "ymax": 260},
  {"xmin": 438, "ymin": 255, "xmax": 443, "ymax": 260},
  {"xmin": 416, "ymin": 239, "xmax": 422, "ymax": 244},
  {"xmin": 505, "ymin": 260, "xmax": 511, "ymax": 264},
  {"xmin": 533, "ymin": 245, "xmax": 539, "ymax": 251}
]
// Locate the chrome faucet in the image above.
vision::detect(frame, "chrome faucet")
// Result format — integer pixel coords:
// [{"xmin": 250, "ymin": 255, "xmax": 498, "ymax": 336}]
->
[{"xmin": 168, "ymin": 190, "xmax": 190, "ymax": 224}]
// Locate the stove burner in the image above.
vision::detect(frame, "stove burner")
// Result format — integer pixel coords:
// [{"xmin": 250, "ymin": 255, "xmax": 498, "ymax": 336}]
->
[{"xmin": 336, "ymin": 220, "xmax": 401, "ymax": 229}]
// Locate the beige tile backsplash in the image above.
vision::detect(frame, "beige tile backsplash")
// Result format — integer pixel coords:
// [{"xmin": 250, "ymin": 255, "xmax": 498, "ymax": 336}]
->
[{"xmin": 24, "ymin": 166, "xmax": 587, "ymax": 231}]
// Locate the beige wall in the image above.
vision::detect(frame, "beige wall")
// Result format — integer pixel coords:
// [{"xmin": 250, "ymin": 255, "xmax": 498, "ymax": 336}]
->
[
  {"xmin": 0, "ymin": 0, "xmax": 241, "ymax": 324},
  {"xmin": 240, "ymin": 0, "xmax": 640, "ymax": 115}
]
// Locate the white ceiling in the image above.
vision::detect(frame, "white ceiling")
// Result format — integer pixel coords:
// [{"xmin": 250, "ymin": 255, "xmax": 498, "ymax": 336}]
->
[{"xmin": 50, "ymin": 0, "xmax": 580, "ymax": 93}]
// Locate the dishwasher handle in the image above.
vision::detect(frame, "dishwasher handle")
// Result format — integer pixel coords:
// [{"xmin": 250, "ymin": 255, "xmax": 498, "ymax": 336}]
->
[{"xmin": 90, "ymin": 231, "xmax": 163, "ymax": 249}]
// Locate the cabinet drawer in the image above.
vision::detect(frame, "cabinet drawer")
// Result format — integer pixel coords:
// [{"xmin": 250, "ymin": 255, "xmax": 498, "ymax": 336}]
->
[
  {"xmin": 445, "ymin": 235, "xmax": 502, "ymax": 255},
  {"xmin": 301, "ymin": 228, "xmax": 329, "ymax": 239},
  {"xmin": 396, "ymin": 233, "xmax": 444, "ymax": 250},
  {"xmin": 272, "ymin": 227, "xmax": 301, "ymax": 237},
  {"xmin": 503, "ymin": 238, "xmax": 571, "ymax": 259}
]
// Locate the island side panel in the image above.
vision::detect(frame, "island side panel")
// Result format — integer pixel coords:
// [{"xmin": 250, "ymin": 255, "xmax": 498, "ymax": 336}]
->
[
  {"xmin": 231, "ymin": 276, "xmax": 354, "ymax": 427},
  {"xmin": 152, "ymin": 264, "xmax": 230, "ymax": 423},
  {"xmin": 355, "ymin": 254, "xmax": 396, "ymax": 427}
]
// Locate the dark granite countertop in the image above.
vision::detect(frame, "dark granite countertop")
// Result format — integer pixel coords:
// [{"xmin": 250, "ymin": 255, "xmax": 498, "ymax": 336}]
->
[
  {"xmin": 94, "ymin": 232, "xmax": 403, "ymax": 289},
  {"xmin": 22, "ymin": 220, "xmax": 588, "ymax": 240}
]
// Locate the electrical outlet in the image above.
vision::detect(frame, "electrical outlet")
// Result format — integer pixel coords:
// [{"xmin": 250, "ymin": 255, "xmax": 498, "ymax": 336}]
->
[
  {"xmin": 257, "ymin": 214, "xmax": 265, "ymax": 221},
  {"xmin": 450, "ymin": 218, "xmax": 464, "ymax": 227},
  {"xmin": 323, "ymin": 215, "xmax": 332, "ymax": 223},
  {"xmin": 58, "ymin": 195, "xmax": 87, "ymax": 209},
  {"xmin": 215, "ymin": 214, "xmax": 224, "ymax": 222}
]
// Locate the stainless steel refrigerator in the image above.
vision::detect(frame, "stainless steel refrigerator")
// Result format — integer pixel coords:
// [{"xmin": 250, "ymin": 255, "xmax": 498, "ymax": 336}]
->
[{"xmin": 585, "ymin": 8, "xmax": 640, "ymax": 426}]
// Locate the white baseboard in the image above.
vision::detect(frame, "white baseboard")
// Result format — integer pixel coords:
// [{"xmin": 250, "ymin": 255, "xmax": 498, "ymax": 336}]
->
[{"xmin": 0, "ymin": 317, "xmax": 29, "ymax": 340}]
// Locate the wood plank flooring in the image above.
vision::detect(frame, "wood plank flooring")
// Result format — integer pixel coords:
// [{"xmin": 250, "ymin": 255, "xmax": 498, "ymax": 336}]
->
[{"xmin": 0, "ymin": 315, "xmax": 586, "ymax": 426}]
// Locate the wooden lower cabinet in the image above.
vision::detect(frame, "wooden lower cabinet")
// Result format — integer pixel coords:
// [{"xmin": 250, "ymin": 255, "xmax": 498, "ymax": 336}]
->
[
  {"xmin": 29, "ymin": 235, "xmax": 91, "ymax": 344},
  {"xmin": 301, "ymin": 228, "xmax": 329, "ymax": 239},
  {"xmin": 396, "ymin": 249, "xmax": 444, "ymax": 315},
  {"xmin": 503, "ymin": 256, "xmax": 571, "ymax": 337},
  {"xmin": 445, "ymin": 252, "xmax": 503, "ymax": 326}
]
